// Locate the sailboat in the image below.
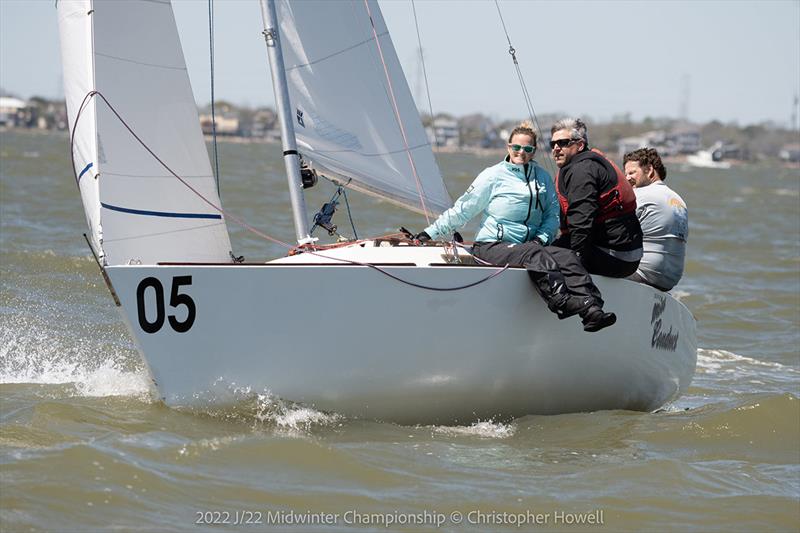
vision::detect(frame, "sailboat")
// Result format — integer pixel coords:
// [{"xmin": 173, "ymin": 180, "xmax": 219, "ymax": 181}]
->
[{"xmin": 56, "ymin": 0, "xmax": 697, "ymax": 424}]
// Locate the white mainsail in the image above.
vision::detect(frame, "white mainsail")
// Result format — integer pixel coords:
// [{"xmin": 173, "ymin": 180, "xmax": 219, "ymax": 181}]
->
[
  {"xmin": 57, "ymin": 0, "xmax": 232, "ymax": 266},
  {"xmin": 275, "ymin": 0, "xmax": 452, "ymax": 216}
]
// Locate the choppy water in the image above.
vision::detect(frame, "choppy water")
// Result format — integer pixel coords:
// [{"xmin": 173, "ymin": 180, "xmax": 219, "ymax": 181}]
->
[{"xmin": 1, "ymin": 130, "xmax": 798, "ymax": 532}]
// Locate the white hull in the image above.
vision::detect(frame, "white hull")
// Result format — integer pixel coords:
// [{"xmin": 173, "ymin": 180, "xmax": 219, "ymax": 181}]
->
[{"xmin": 105, "ymin": 244, "xmax": 696, "ymax": 424}]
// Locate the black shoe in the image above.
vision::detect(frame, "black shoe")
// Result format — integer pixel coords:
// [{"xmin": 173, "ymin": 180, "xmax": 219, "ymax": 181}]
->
[
  {"xmin": 581, "ymin": 306, "xmax": 617, "ymax": 332},
  {"xmin": 554, "ymin": 296, "xmax": 593, "ymax": 320}
]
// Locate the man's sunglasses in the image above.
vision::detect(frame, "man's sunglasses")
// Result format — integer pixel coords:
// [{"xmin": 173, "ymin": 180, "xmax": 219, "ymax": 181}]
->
[
  {"xmin": 550, "ymin": 138, "xmax": 579, "ymax": 150},
  {"xmin": 508, "ymin": 144, "xmax": 535, "ymax": 153}
]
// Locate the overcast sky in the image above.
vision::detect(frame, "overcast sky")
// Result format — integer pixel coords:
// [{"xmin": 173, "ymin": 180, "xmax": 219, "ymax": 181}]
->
[{"xmin": 1, "ymin": 0, "xmax": 798, "ymax": 126}]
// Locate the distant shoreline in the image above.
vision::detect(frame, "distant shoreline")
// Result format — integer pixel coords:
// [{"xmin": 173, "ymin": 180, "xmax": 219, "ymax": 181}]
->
[{"xmin": 2, "ymin": 128, "xmax": 796, "ymax": 168}]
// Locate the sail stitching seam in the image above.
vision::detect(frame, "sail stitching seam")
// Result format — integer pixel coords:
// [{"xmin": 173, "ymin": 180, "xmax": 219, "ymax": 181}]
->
[
  {"xmin": 94, "ymin": 51, "xmax": 187, "ymax": 71},
  {"xmin": 284, "ymin": 31, "xmax": 389, "ymax": 71},
  {"xmin": 309, "ymin": 142, "xmax": 430, "ymax": 157}
]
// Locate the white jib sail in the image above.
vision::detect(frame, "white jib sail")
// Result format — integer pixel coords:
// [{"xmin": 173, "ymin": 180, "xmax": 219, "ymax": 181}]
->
[
  {"xmin": 276, "ymin": 0, "xmax": 452, "ymax": 216},
  {"xmin": 57, "ymin": 0, "xmax": 232, "ymax": 266}
]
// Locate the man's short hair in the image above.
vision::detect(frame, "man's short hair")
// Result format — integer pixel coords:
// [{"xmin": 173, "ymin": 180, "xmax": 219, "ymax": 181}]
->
[
  {"xmin": 623, "ymin": 147, "xmax": 667, "ymax": 181},
  {"xmin": 550, "ymin": 117, "xmax": 588, "ymax": 146}
]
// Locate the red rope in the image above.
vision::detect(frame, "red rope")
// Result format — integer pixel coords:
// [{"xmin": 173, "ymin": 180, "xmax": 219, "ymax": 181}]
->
[
  {"xmin": 71, "ymin": 91, "xmax": 293, "ymax": 250},
  {"xmin": 362, "ymin": 0, "xmax": 431, "ymax": 225}
]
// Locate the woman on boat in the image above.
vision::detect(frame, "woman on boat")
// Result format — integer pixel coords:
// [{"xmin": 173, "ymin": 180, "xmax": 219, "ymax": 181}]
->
[{"xmin": 416, "ymin": 122, "xmax": 616, "ymax": 332}]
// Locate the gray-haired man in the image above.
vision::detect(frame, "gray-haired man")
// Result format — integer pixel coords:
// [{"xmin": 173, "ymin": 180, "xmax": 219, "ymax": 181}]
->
[{"xmin": 549, "ymin": 118, "xmax": 643, "ymax": 278}]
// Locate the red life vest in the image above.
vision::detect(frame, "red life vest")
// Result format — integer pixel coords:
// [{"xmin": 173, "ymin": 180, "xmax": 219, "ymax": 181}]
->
[{"xmin": 556, "ymin": 148, "xmax": 637, "ymax": 232}]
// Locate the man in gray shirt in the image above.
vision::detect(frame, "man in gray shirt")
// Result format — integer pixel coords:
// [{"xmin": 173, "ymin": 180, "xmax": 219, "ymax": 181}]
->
[{"xmin": 623, "ymin": 148, "xmax": 688, "ymax": 291}]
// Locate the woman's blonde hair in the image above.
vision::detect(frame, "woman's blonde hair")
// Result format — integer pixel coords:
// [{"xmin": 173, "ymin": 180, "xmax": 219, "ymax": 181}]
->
[{"xmin": 507, "ymin": 120, "xmax": 537, "ymax": 144}]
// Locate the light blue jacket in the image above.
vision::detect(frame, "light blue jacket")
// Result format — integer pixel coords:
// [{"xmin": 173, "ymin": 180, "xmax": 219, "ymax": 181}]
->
[{"xmin": 424, "ymin": 159, "xmax": 559, "ymax": 244}]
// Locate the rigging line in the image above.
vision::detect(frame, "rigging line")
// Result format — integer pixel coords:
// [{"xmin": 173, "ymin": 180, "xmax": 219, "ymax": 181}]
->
[
  {"xmin": 410, "ymin": 0, "xmax": 436, "ymax": 143},
  {"xmin": 360, "ymin": 261, "xmax": 510, "ymax": 292},
  {"xmin": 208, "ymin": 0, "xmax": 221, "ymax": 195},
  {"xmin": 362, "ymin": 0, "xmax": 431, "ymax": 225},
  {"xmin": 71, "ymin": 91, "xmax": 293, "ymax": 251},
  {"xmin": 69, "ymin": 91, "xmax": 96, "ymax": 185},
  {"xmin": 341, "ymin": 187, "xmax": 358, "ymax": 240},
  {"xmin": 492, "ymin": 0, "xmax": 558, "ymax": 177},
  {"xmin": 71, "ymin": 91, "xmax": 509, "ymax": 292},
  {"xmin": 292, "ymin": 238, "xmax": 512, "ymax": 292}
]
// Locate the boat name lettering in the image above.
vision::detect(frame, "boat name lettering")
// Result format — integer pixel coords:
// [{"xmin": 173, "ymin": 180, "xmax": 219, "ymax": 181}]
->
[
  {"xmin": 650, "ymin": 294, "xmax": 678, "ymax": 351},
  {"xmin": 136, "ymin": 276, "xmax": 196, "ymax": 334},
  {"xmin": 651, "ymin": 294, "xmax": 666, "ymax": 324},
  {"xmin": 651, "ymin": 319, "xmax": 679, "ymax": 351}
]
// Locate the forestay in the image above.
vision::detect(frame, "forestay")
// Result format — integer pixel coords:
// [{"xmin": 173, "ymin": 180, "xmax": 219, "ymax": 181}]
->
[
  {"xmin": 57, "ymin": 0, "xmax": 232, "ymax": 266},
  {"xmin": 275, "ymin": 0, "xmax": 452, "ymax": 216}
]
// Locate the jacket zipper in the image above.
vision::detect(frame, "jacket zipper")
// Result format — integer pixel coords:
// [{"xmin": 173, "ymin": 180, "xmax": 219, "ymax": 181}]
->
[{"xmin": 523, "ymin": 164, "xmax": 534, "ymax": 242}]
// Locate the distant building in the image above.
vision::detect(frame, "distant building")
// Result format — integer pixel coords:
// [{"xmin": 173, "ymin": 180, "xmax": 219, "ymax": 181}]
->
[
  {"xmin": 779, "ymin": 143, "xmax": 800, "ymax": 163},
  {"xmin": 617, "ymin": 131, "xmax": 667, "ymax": 158},
  {"xmin": 617, "ymin": 128, "xmax": 701, "ymax": 158},
  {"xmin": 199, "ymin": 112, "xmax": 239, "ymax": 136},
  {"xmin": 670, "ymin": 129, "xmax": 702, "ymax": 154},
  {"xmin": 249, "ymin": 108, "xmax": 278, "ymax": 138},
  {"xmin": 429, "ymin": 117, "xmax": 459, "ymax": 148},
  {"xmin": 458, "ymin": 113, "xmax": 498, "ymax": 148},
  {"xmin": 0, "ymin": 96, "xmax": 27, "ymax": 127}
]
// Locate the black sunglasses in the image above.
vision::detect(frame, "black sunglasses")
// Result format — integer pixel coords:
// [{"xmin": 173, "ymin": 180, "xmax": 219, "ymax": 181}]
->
[{"xmin": 550, "ymin": 138, "xmax": 579, "ymax": 150}]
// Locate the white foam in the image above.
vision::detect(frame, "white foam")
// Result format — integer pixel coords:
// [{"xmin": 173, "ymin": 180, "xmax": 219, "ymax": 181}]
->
[
  {"xmin": 432, "ymin": 420, "xmax": 516, "ymax": 439},
  {"xmin": 670, "ymin": 289, "xmax": 691, "ymax": 302},
  {"xmin": 179, "ymin": 435, "xmax": 243, "ymax": 456},
  {"xmin": 73, "ymin": 360, "xmax": 153, "ymax": 398},
  {"xmin": 697, "ymin": 348, "xmax": 793, "ymax": 371},
  {"xmin": 695, "ymin": 348, "xmax": 799, "ymax": 393},
  {"xmin": 255, "ymin": 393, "xmax": 341, "ymax": 432},
  {"xmin": 0, "ymin": 314, "xmax": 151, "ymax": 399}
]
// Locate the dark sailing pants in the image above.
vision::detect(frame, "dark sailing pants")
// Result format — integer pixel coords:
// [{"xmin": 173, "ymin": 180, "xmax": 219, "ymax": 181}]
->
[
  {"xmin": 551, "ymin": 236, "xmax": 640, "ymax": 278},
  {"xmin": 471, "ymin": 240, "xmax": 603, "ymax": 307}
]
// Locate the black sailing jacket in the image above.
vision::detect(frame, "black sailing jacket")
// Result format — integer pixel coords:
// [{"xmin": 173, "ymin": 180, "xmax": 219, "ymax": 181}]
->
[{"xmin": 556, "ymin": 149, "xmax": 643, "ymax": 255}]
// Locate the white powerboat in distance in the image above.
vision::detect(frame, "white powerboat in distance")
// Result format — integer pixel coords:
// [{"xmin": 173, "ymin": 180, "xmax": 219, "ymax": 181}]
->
[{"xmin": 686, "ymin": 142, "xmax": 732, "ymax": 169}]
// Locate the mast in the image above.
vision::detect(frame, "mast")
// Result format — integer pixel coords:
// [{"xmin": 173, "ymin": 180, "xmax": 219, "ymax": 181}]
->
[{"xmin": 259, "ymin": 0, "xmax": 312, "ymax": 244}]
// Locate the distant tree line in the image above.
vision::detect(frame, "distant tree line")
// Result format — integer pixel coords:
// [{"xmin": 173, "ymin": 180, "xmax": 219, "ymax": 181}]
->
[{"xmin": 2, "ymin": 93, "xmax": 797, "ymax": 162}]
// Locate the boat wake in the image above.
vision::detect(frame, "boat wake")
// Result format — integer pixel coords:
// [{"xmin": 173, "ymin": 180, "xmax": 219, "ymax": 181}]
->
[
  {"xmin": 700, "ymin": 348, "xmax": 798, "ymax": 392},
  {"xmin": 697, "ymin": 348, "xmax": 798, "ymax": 377}
]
